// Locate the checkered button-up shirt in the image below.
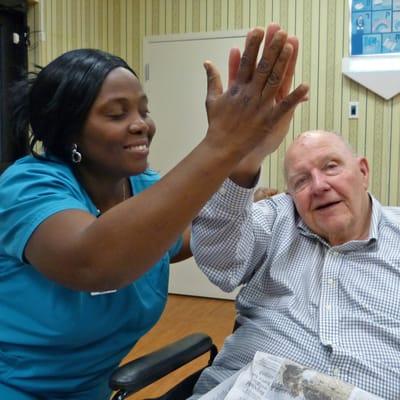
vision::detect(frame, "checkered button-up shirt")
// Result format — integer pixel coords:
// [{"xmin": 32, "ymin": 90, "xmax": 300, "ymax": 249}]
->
[{"xmin": 190, "ymin": 179, "xmax": 400, "ymax": 399}]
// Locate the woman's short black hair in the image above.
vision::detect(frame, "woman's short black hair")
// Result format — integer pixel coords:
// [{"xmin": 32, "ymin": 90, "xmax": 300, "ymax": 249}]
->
[{"xmin": 12, "ymin": 48, "xmax": 137, "ymax": 163}]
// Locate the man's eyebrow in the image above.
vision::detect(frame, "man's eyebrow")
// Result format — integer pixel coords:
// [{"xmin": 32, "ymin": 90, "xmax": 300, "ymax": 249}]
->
[
  {"xmin": 320, "ymin": 153, "xmax": 343, "ymax": 164},
  {"xmin": 287, "ymin": 171, "xmax": 306, "ymax": 183}
]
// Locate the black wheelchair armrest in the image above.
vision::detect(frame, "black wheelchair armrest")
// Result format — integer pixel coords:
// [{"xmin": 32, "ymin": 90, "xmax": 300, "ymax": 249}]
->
[{"xmin": 109, "ymin": 332, "xmax": 217, "ymax": 394}]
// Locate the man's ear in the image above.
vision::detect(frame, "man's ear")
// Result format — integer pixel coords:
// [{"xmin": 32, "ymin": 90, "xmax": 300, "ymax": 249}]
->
[{"xmin": 357, "ymin": 157, "xmax": 369, "ymax": 189}]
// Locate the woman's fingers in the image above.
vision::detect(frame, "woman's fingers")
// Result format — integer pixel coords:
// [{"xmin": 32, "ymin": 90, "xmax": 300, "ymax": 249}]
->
[
  {"xmin": 271, "ymin": 83, "xmax": 309, "ymax": 123},
  {"xmin": 250, "ymin": 29, "xmax": 288, "ymax": 91},
  {"xmin": 228, "ymin": 24, "xmax": 281, "ymax": 89},
  {"xmin": 204, "ymin": 23, "xmax": 308, "ymax": 161},
  {"xmin": 261, "ymin": 42, "xmax": 294, "ymax": 103},
  {"xmin": 235, "ymin": 28, "xmax": 264, "ymax": 84},
  {"xmin": 227, "ymin": 25, "xmax": 300, "ymax": 104}
]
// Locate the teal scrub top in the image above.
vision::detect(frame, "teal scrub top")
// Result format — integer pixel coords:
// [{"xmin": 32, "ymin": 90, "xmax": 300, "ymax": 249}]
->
[{"xmin": 0, "ymin": 155, "xmax": 182, "ymax": 399}]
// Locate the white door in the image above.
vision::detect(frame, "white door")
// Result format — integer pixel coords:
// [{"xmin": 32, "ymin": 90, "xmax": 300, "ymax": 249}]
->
[{"xmin": 143, "ymin": 31, "xmax": 252, "ymax": 299}]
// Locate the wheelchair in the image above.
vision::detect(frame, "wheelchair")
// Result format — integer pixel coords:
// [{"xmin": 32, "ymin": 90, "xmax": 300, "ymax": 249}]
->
[{"xmin": 109, "ymin": 333, "xmax": 218, "ymax": 400}]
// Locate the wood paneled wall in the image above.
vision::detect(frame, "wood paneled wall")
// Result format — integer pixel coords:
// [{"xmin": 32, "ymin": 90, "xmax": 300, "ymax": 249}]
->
[{"xmin": 28, "ymin": 0, "xmax": 400, "ymax": 205}]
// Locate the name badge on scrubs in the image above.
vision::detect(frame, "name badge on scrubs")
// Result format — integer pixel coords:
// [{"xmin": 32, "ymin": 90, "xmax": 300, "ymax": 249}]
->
[{"xmin": 90, "ymin": 290, "xmax": 117, "ymax": 296}]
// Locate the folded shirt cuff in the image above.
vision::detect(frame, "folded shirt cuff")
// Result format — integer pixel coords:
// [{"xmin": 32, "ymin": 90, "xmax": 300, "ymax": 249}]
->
[{"xmin": 212, "ymin": 175, "xmax": 259, "ymax": 213}]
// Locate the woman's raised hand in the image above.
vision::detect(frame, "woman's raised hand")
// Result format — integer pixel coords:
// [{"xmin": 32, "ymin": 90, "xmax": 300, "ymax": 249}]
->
[{"xmin": 203, "ymin": 24, "xmax": 309, "ymax": 168}]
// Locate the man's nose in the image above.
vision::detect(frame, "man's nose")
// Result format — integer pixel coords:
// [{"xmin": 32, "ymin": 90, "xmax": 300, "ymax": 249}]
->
[{"xmin": 310, "ymin": 171, "xmax": 330, "ymax": 193}]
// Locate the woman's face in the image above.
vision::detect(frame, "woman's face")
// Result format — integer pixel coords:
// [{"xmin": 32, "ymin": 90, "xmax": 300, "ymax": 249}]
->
[{"xmin": 77, "ymin": 67, "xmax": 156, "ymax": 178}]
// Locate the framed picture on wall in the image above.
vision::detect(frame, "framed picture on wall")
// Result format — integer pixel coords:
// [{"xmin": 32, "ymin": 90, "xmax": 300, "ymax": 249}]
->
[{"xmin": 351, "ymin": 0, "xmax": 400, "ymax": 55}]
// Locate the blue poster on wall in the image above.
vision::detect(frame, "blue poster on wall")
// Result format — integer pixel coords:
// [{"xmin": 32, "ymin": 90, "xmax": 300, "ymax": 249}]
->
[{"xmin": 351, "ymin": 0, "xmax": 400, "ymax": 54}]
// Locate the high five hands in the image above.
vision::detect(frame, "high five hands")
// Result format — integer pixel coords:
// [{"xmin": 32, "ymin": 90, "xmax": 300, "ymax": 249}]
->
[{"xmin": 204, "ymin": 23, "xmax": 309, "ymax": 187}]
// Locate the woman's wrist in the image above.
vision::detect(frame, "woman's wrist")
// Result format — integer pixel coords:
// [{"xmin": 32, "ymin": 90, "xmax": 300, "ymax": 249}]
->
[{"xmin": 229, "ymin": 167, "xmax": 260, "ymax": 188}]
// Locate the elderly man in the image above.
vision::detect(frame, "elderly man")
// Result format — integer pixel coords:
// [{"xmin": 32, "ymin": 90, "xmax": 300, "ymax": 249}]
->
[{"xmin": 190, "ymin": 130, "xmax": 400, "ymax": 399}]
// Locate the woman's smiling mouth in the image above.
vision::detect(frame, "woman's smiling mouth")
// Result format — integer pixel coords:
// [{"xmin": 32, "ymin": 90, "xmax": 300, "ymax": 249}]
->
[{"xmin": 124, "ymin": 144, "xmax": 148, "ymax": 153}]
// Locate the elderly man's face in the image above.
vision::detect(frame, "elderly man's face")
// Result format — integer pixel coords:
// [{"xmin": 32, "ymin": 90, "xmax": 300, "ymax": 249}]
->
[{"xmin": 285, "ymin": 132, "xmax": 371, "ymax": 246}]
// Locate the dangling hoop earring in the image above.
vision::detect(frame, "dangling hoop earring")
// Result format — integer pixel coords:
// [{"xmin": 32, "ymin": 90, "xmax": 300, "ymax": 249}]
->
[{"xmin": 71, "ymin": 143, "xmax": 82, "ymax": 164}]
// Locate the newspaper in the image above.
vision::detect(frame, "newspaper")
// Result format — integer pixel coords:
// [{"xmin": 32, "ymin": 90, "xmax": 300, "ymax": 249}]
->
[{"xmin": 199, "ymin": 351, "xmax": 383, "ymax": 400}]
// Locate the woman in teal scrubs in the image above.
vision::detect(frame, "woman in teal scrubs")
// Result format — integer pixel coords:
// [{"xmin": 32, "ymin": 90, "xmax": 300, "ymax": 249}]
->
[{"xmin": 0, "ymin": 24, "xmax": 308, "ymax": 399}]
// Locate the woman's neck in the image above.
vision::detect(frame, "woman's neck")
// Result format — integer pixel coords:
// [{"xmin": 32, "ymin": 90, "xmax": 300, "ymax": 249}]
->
[{"xmin": 74, "ymin": 168, "xmax": 131, "ymax": 214}]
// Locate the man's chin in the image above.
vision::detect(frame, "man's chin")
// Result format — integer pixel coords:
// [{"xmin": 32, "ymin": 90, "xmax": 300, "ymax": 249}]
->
[{"xmin": 314, "ymin": 220, "xmax": 351, "ymax": 243}]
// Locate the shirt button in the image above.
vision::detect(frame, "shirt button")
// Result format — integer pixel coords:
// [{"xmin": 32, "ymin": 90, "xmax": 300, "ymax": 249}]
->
[
  {"xmin": 219, "ymin": 187, "xmax": 227, "ymax": 195},
  {"xmin": 327, "ymin": 278, "xmax": 335, "ymax": 286},
  {"xmin": 333, "ymin": 368, "xmax": 340, "ymax": 377},
  {"xmin": 325, "ymin": 304, "xmax": 332, "ymax": 311},
  {"xmin": 325, "ymin": 344, "xmax": 333, "ymax": 354}
]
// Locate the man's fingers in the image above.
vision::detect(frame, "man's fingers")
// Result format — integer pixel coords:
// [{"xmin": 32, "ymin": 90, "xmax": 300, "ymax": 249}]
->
[
  {"xmin": 228, "ymin": 48, "xmax": 241, "ymax": 88},
  {"xmin": 204, "ymin": 61, "xmax": 223, "ymax": 110},
  {"xmin": 235, "ymin": 28, "xmax": 264, "ymax": 84},
  {"xmin": 277, "ymin": 36, "xmax": 299, "ymax": 100},
  {"xmin": 264, "ymin": 23, "xmax": 281, "ymax": 47}
]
